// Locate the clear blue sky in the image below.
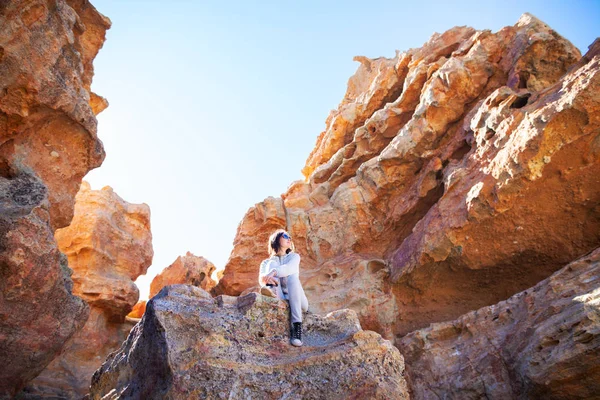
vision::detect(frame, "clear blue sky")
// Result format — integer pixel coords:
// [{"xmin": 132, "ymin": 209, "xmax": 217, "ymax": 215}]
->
[{"xmin": 86, "ymin": 0, "xmax": 599, "ymax": 299}]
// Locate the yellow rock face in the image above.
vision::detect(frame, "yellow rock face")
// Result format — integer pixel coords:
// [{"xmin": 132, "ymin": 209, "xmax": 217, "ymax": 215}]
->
[{"xmin": 55, "ymin": 181, "xmax": 153, "ymax": 318}]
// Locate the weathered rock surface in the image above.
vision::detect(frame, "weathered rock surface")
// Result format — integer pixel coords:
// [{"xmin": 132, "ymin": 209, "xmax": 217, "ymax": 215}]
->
[
  {"xmin": 0, "ymin": 0, "xmax": 109, "ymax": 396},
  {"xmin": 89, "ymin": 285, "xmax": 409, "ymax": 400},
  {"xmin": 0, "ymin": 174, "xmax": 89, "ymax": 398},
  {"xmin": 20, "ymin": 309, "xmax": 136, "ymax": 400},
  {"xmin": 214, "ymin": 15, "xmax": 600, "ymax": 342},
  {"xmin": 54, "ymin": 181, "xmax": 153, "ymax": 318},
  {"xmin": 302, "ymin": 254, "xmax": 398, "ymax": 340},
  {"xmin": 0, "ymin": 0, "xmax": 110, "ymax": 230},
  {"xmin": 398, "ymin": 247, "xmax": 600, "ymax": 399},
  {"xmin": 20, "ymin": 182, "xmax": 152, "ymax": 399},
  {"xmin": 150, "ymin": 252, "xmax": 216, "ymax": 298}
]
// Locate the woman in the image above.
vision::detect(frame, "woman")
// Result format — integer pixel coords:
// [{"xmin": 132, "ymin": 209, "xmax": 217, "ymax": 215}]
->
[{"xmin": 258, "ymin": 229, "xmax": 309, "ymax": 347}]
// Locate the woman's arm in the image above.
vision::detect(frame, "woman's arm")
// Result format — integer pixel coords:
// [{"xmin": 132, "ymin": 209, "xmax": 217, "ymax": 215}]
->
[
  {"xmin": 258, "ymin": 259, "xmax": 272, "ymax": 285},
  {"xmin": 274, "ymin": 253, "xmax": 300, "ymax": 278}
]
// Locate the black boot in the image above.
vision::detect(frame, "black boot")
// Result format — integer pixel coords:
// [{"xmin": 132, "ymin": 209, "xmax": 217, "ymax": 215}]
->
[{"xmin": 291, "ymin": 322, "xmax": 302, "ymax": 347}]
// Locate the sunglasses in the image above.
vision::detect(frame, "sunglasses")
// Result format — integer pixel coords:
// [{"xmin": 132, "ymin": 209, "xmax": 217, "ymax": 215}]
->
[{"xmin": 281, "ymin": 233, "xmax": 292, "ymax": 240}]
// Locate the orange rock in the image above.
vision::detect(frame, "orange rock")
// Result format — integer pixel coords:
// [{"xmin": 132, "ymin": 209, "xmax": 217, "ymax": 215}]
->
[
  {"xmin": 150, "ymin": 252, "xmax": 217, "ymax": 298},
  {"xmin": 0, "ymin": 0, "xmax": 110, "ymax": 231},
  {"xmin": 23, "ymin": 182, "xmax": 153, "ymax": 398},
  {"xmin": 0, "ymin": 0, "xmax": 110, "ymax": 396},
  {"xmin": 55, "ymin": 181, "xmax": 153, "ymax": 318},
  {"xmin": 214, "ymin": 14, "xmax": 599, "ymax": 346},
  {"xmin": 127, "ymin": 300, "xmax": 147, "ymax": 319}
]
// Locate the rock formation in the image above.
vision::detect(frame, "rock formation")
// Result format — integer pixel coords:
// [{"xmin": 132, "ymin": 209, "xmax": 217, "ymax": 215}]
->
[
  {"xmin": 89, "ymin": 285, "xmax": 409, "ymax": 399},
  {"xmin": 0, "ymin": 0, "xmax": 110, "ymax": 396},
  {"xmin": 214, "ymin": 14, "xmax": 600, "ymax": 344},
  {"xmin": 398, "ymin": 247, "xmax": 600, "ymax": 399},
  {"xmin": 21, "ymin": 182, "xmax": 153, "ymax": 399},
  {"xmin": 149, "ymin": 252, "xmax": 217, "ymax": 298},
  {"xmin": 127, "ymin": 300, "xmax": 147, "ymax": 319}
]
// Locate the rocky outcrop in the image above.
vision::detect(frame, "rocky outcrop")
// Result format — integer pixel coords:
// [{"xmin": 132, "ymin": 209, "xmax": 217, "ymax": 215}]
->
[
  {"xmin": 398, "ymin": 247, "xmax": 600, "ymax": 399},
  {"xmin": 214, "ymin": 14, "xmax": 600, "ymax": 342},
  {"xmin": 54, "ymin": 182, "xmax": 153, "ymax": 318},
  {"xmin": 150, "ymin": 252, "xmax": 216, "ymax": 298},
  {"xmin": 0, "ymin": 0, "xmax": 110, "ymax": 396},
  {"xmin": 89, "ymin": 285, "xmax": 409, "ymax": 399},
  {"xmin": 21, "ymin": 182, "xmax": 153, "ymax": 399}
]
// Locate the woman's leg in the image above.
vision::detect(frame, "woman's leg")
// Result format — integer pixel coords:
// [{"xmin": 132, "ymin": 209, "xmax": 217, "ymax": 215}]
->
[{"xmin": 286, "ymin": 274, "xmax": 308, "ymax": 323}]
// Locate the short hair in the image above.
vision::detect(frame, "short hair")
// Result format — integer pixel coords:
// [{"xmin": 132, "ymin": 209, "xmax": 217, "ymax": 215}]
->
[{"xmin": 268, "ymin": 229, "xmax": 295, "ymax": 256}]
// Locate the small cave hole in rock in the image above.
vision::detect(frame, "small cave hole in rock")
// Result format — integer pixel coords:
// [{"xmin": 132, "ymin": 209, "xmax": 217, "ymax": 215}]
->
[
  {"xmin": 518, "ymin": 71, "xmax": 530, "ymax": 89},
  {"xmin": 368, "ymin": 260, "xmax": 386, "ymax": 273},
  {"xmin": 450, "ymin": 140, "xmax": 472, "ymax": 161},
  {"xmin": 511, "ymin": 93, "xmax": 531, "ymax": 109},
  {"xmin": 0, "ymin": 159, "xmax": 14, "ymax": 179}
]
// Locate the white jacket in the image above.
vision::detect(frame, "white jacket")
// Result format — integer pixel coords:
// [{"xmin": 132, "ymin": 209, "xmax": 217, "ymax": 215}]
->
[{"xmin": 258, "ymin": 252, "xmax": 301, "ymax": 285}]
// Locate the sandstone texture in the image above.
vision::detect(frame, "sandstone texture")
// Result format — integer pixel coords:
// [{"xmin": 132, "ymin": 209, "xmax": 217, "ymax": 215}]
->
[
  {"xmin": 89, "ymin": 285, "xmax": 409, "ymax": 400},
  {"xmin": 54, "ymin": 181, "xmax": 153, "ymax": 318},
  {"xmin": 20, "ymin": 182, "xmax": 153, "ymax": 399},
  {"xmin": 0, "ymin": 0, "xmax": 109, "ymax": 396},
  {"xmin": 21, "ymin": 309, "xmax": 136, "ymax": 400},
  {"xmin": 214, "ymin": 14, "xmax": 600, "ymax": 343},
  {"xmin": 399, "ymin": 247, "xmax": 600, "ymax": 399},
  {"xmin": 150, "ymin": 252, "xmax": 216, "ymax": 298}
]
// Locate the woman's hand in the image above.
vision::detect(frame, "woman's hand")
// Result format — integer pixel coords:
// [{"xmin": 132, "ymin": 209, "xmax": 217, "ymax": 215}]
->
[
  {"xmin": 265, "ymin": 276, "xmax": 278, "ymax": 285},
  {"xmin": 261, "ymin": 270, "xmax": 278, "ymax": 286},
  {"xmin": 264, "ymin": 270, "xmax": 278, "ymax": 286}
]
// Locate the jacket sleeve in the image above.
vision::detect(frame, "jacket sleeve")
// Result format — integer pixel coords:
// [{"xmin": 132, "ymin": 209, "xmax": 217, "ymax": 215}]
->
[
  {"xmin": 274, "ymin": 253, "xmax": 300, "ymax": 278},
  {"xmin": 258, "ymin": 259, "xmax": 271, "ymax": 285}
]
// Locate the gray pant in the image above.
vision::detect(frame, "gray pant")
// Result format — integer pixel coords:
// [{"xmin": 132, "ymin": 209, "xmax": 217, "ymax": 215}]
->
[{"xmin": 275, "ymin": 273, "xmax": 308, "ymax": 323}]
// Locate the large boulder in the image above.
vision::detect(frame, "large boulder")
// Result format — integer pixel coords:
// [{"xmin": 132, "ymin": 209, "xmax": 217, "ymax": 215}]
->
[
  {"xmin": 150, "ymin": 252, "xmax": 216, "ymax": 298},
  {"xmin": 398, "ymin": 247, "xmax": 600, "ymax": 399},
  {"xmin": 89, "ymin": 285, "xmax": 409, "ymax": 399},
  {"xmin": 0, "ymin": 0, "xmax": 110, "ymax": 396},
  {"xmin": 20, "ymin": 182, "xmax": 153, "ymax": 399},
  {"xmin": 54, "ymin": 182, "xmax": 153, "ymax": 318},
  {"xmin": 214, "ymin": 14, "xmax": 600, "ymax": 342}
]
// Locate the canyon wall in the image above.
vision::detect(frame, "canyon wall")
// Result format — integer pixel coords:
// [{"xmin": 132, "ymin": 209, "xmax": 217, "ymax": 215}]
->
[
  {"xmin": 0, "ymin": 1, "xmax": 110, "ymax": 396},
  {"xmin": 214, "ymin": 14, "xmax": 600, "ymax": 345}
]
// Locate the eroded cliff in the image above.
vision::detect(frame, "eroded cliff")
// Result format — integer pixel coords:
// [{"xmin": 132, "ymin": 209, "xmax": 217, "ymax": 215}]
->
[
  {"xmin": 214, "ymin": 14, "xmax": 600, "ymax": 344},
  {"xmin": 0, "ymin": 1, "xmax": 110, "ymax": 396}
]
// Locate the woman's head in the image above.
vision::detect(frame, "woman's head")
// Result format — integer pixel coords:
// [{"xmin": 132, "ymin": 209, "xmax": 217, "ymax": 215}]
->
[{"xmin": 268, "ymin": 229, "xmax": 294, "ymax": 256}]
